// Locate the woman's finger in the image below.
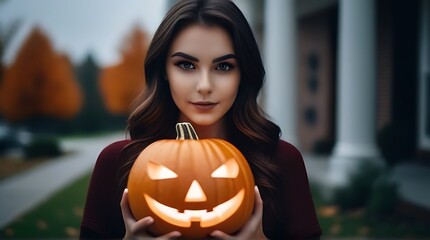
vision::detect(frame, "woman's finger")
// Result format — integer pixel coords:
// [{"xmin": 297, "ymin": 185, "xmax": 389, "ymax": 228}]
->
[
  {"xmin": 158, "ymin": 231, "xmax": 182, "ymax": 239},
  {"xmin": 253, "ymin": 185, "xmax": 264, "ymax": 217},
  {"xmin": 120, "ymin": 188, "xmax": 136, "ymax": 227},
  {"xmin": 130, "ymin": 216, "xmax": 154, "ymax": 235},
  {"xmin": 210, "ymin": 186, "xmax": 266, "ymax": 239},
  {"xmin": 210, "ymin": 230, "xmax": 232, "ymax": 239},
  {"xmin": 231, "ymin": 186, "xmax": 266, "ymax": 239},
  {"xmin": 243, "ymin": 186, "xmax": 264, "ymax": 232}
]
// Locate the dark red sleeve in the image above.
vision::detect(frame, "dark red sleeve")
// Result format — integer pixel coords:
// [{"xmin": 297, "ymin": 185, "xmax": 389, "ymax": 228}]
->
[
  {"xmin": 80, "ymin": 140, "xmax": 130, "ymax": 239},
  {"xmin": 263, "ymin": 140, "xmax": 322, "ymax": 239}
]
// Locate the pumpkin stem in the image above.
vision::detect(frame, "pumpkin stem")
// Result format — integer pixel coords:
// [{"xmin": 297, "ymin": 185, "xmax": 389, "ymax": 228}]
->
[{"xmin": 176, "ymin": 122, "xmax": 199, "ymax": 140}]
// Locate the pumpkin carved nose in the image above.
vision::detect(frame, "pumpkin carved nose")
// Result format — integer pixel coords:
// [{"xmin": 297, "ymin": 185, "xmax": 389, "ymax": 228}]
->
[{"xmin": 185, "ymin": 180, "xmax": 207, "ymax": 202}]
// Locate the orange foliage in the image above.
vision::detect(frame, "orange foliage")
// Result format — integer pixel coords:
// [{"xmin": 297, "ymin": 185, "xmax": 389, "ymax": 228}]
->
[
  {"xmin": 100, "ymin": 25, "xmax": 148, "ymax": 114},
  {"xmin": 0, "ymin": 27, "xmax": 82, "ymax": 122}
]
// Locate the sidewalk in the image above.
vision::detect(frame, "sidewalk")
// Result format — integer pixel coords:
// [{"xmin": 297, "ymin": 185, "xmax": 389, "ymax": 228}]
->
[
  {"xmin": 0, "ymin": 132, "xmax": 125, "ymax": 229},
  {"xmin": 303, "ymin": 154, "xmax": 430, "ymax": 210}
]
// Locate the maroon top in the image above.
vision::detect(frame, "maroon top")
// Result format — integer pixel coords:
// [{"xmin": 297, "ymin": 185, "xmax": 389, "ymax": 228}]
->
[{"xmin": 80, "ymin": 140, "xmax": 322, "ymax": 239}]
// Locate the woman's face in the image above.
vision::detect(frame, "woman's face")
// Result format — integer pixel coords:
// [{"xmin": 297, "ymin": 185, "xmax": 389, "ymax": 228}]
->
[{"xmin": 166, "ymin": 24, "xmax": 240, "ymax": 127}]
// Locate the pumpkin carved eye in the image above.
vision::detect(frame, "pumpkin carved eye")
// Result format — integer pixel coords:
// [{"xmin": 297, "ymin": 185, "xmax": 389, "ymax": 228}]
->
[
  {"xmin": 148, "ymin": 161, "xmax": 178, "ymax": 180},
  {"xmin": 211, "ymin": 158, "xmax": 239, "ymax": 178}
]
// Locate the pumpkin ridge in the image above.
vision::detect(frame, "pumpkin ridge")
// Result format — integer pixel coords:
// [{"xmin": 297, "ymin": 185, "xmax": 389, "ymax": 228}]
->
[
  {"xmin": 202, "ymin": 140, "xmax": 221, "ymax": 202},
  {"xmin": 208, "ymin": 140, "xmax": 238, "ymax": 200},
  {"xmin": 213, "ymin": 139, "xmax": 254, "ymax": 191}
]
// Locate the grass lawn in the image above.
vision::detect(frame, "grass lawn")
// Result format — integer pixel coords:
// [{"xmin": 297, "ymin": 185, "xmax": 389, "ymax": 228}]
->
[
  {"xmin": 312, "ymin": 186, "xmax": 430, "ymax": 239},
  {"xmin": 1, "ymin": 173, "xmax": 430, "ymax": 239},
  {"xmin": 0, "ymin": 173, "xmax": 91, "ymax": 239}
]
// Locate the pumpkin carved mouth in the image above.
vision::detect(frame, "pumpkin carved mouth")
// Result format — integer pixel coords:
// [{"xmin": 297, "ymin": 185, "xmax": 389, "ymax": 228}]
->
[{"xmin": 144, "ymin": 188, "xmax": 245, "ymax": 228}]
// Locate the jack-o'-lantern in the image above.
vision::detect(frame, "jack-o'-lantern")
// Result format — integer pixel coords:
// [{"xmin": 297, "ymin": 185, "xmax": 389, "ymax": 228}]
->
[{"xmin": 127, "ymin": 122, "xmax": 255, "ymax": 239}]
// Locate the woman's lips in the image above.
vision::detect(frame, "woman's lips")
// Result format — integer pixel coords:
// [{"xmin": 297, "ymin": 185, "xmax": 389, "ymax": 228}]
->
[{"xmin": 191, "ymin": 101, "xmax": 218, "ymax": 110}]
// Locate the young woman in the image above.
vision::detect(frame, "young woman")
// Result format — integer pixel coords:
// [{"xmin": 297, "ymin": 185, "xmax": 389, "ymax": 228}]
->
[{"xmin": 80, "ymin": 0, "xmax": 322, "ymax": 239}]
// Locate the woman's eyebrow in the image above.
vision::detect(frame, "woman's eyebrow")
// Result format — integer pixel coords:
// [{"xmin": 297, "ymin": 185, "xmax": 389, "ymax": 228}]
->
[
  {"xmin": 171, "ymin": 52, "xmax": 199, "ymax": 62},
  {"xmin": 213, "ymin": 54, "xmax": 236, "ymax": 63}
]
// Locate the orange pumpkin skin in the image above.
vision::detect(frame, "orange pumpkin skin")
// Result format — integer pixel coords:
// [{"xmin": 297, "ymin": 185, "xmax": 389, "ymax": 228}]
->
[{"xmin": 127, "ymin": 123, "xmax": 255, "ymax": 239}]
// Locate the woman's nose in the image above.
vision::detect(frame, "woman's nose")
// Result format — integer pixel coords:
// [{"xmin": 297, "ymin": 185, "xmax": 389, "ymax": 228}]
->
[{"xmin": 196, "ymin": 71, "xmax": 213, "ymax": 94}]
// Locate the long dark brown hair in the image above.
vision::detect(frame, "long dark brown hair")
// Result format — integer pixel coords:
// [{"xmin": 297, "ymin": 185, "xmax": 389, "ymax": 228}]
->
[{"xmin": 119, "ymin": 0, "xmax": 282, "ymax": 218}]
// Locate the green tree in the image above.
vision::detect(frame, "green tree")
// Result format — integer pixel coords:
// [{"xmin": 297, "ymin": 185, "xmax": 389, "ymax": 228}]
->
[{"xmin": 74, "ymin": 54, "xmax": 111, "ymax": 133}]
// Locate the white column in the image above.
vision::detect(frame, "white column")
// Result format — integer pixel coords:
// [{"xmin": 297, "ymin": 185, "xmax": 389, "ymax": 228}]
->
[
  {"xmin": 263, "ymin": 0, "xmax": 297, "ymax": 144},
  {"xmin": 328, "ymin": 0, "xmax": 384, "ymax": 187}
]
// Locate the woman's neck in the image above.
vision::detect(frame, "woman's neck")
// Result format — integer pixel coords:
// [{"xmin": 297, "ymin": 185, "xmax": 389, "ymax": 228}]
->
[{"xmin": 193, "ymin": 124, "xmax": 227, "ymax": 139}]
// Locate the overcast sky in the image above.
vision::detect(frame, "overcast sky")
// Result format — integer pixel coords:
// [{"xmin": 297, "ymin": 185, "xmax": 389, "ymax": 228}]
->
[{"xmin": 0, "ymin": 0, "xmax": 168, "ymax": 66}]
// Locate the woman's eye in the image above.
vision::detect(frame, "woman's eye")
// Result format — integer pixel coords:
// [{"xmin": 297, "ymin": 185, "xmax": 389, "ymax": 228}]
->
[
  {"xmin": 176, "ymin": 61, "xmax": 195, "ymax": 70},
  {"xmin": 216, "ymin": 62, "xmax": 233, "ymax": 71}
]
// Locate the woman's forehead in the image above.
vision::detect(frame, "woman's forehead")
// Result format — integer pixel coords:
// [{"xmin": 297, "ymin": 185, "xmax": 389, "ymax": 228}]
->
[{"xmin": 168, "ymin": 24, "xmax": 235, "ymax": 58}]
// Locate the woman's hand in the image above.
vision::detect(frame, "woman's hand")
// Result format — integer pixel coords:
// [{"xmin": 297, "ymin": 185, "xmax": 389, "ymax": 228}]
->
[
  {"xmin": 120, "ymin": 188, "xmax": 182, "ymax": 240},
  {"xmin": 210, "ymin": 186, "xmax": 268, "ymax": 240}
]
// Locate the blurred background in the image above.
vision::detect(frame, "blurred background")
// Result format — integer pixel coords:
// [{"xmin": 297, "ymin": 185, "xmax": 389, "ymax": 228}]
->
[
  {"xmin": 1, "ymin": 0, "xmax": 430, "ymax": 239},
  {"xmin": 0, "ymin": 0, "xmax": 165, "ymax": 139}
]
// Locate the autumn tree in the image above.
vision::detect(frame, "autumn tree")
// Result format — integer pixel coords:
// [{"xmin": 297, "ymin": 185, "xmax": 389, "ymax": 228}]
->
[
  {"xmin": 100, "ymin": 25, "xmax": 148, "ymax": 114},
  {"xmin": 0, "ymin": 26, "xmax": 82, "ymax": 123}
]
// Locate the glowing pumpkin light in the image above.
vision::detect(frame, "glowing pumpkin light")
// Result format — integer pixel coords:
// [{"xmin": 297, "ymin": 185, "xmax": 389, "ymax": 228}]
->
[{"xmin": 127, "ymin": 122, "xmax": 255, "ymax": 239}]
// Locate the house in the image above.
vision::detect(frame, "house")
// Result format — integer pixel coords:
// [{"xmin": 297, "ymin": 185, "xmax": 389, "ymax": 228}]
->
[{"xmin": 229, "ymin": 0, "xmax": 427, "ymax": 190}]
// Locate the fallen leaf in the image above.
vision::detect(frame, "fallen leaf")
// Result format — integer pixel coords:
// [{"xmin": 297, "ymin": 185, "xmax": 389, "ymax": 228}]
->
[
  {"xmin": 4, "ymin": 228, "xmax": 14, "ymax": 236},
  {"xmin": 73, "ymin": 206, "xmax": 84, "ymax": 217},
  {"xmin": 330, "ymin": 223, "xmax": 341, "ymax": 235},
  {"xmin": 348, "ymin": 208, "xmax": 365, "ymax": 218},
  {"xmin": 319, "ymin": 205, "xmax": 339, "ymax": 217},
  {"xmin": 36, "ymin": 219, "xmax": 48, "ymax": 230},
  {"xmin": 65, "ymin": 226, "xmax": 79, "ymax": 237},
  {"xmin": 358, "ymin": 226, "xmax": 370, "ymax": 235}
]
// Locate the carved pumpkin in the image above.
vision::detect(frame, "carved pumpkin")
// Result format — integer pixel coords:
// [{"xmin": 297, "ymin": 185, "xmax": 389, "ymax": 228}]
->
[{"xmin": 127, "ymin": 122, "xmax": 255, "ymax": 239}]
